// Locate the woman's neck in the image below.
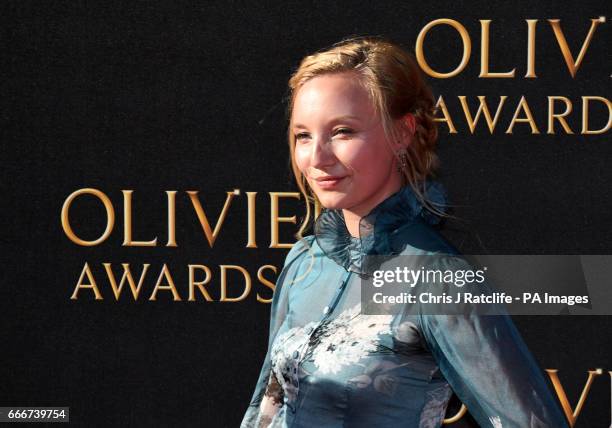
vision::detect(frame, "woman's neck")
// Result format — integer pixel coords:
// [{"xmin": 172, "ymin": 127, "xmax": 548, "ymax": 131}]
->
[
  {"xmin": 341, "ymin": 181, "xmax": 404, "ymax": 238},
  {"xmin": 337, "ymin": 167, "xmax": 406, "ymax": 237},
  {"xmin": 341, "ymin": 209, "xmax": 363, "ymax": 238}
]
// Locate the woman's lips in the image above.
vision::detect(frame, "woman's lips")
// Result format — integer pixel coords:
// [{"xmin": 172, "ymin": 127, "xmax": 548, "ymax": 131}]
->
[{"xmin": 314, "ymin": 176, "xmax": 347, "ymax": 190}]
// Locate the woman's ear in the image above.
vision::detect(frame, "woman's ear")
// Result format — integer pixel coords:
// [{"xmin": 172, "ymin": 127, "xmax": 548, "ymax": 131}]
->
[
  {"xmin": 396, "ymin": 113, "xmax": 415, "ymax": 149},
  {"xmin": 404, "ymin": 113, "xmax": 416, "ymax": 136}
]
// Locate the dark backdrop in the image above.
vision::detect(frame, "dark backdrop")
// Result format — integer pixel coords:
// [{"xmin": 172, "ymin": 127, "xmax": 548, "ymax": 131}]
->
[{"xmin": 2, "ymin": 1, "xmax": 610, "ymax": 426}]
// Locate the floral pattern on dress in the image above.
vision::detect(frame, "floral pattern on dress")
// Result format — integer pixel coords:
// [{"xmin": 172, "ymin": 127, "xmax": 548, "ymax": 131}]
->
[
  {"xmin": 306, "ymin": 304, "xmax": 394, "ymax": 375},
  {"xmin": 347, "ymin": 359, "xmax": 408, "ymax": 396},
  {"xmin": 268, "ymin": 303, "xmax": 395, "ymax": 408},
  {"xmin": 269, "ymin": 321, "xmax": 317, "ymax": 406}
]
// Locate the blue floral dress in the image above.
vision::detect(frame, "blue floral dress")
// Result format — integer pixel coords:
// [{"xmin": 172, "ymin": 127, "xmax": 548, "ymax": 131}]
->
[{"xmin": 241, "ymin": 184, "xmax": 568, "ymax": 428}]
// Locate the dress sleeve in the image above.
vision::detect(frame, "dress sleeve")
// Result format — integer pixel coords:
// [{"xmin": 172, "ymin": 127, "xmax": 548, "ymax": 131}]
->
[
  {"xmin": 416, "ymin": 256, "xmax": 569, "ymax": 428},
  {"xmin": 240, "ymin": 237, "xmax": 312, "ymax": 428}
]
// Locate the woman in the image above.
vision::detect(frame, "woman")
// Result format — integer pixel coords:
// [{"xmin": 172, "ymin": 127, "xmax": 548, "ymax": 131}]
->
[{"xmin": 241, "ymin": 37, "xmax": 567, "ymax": 428}]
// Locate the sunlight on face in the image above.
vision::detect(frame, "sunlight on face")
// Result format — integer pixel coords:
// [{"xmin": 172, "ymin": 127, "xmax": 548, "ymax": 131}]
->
[{"xmin": 292, "ymin": 72, "xmax": 403, "ymax": 217}]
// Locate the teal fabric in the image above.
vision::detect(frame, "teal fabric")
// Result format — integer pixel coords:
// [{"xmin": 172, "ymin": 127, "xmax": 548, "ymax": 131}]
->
[{"xmin": 241, "ymin": 184, "xmax": 568, "ymax": 428}]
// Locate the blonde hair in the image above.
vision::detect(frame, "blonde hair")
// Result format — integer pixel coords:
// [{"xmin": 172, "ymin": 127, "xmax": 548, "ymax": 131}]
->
[{"xmin": 287, "ymin": 36, "xmax": 441, "ymax": 239}]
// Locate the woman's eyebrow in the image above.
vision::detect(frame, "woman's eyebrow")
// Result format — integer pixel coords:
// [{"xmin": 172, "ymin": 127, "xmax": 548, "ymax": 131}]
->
[
  {"xmin": 329, "ymin": 115, "xmax": 361, "ymax": 123},
  {"xmin": 293, "ymin": 115, "xmax": 361, "ymax": 129}
]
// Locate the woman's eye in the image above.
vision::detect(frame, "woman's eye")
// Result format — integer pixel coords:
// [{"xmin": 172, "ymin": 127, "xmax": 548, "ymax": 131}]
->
[
  {"xmin": 333, "ymin": 128, "xmax": 354, "ymax": 136},
  {"xmin": 295, "ymin": 133, "xmax": 311, "ymax": 142}
]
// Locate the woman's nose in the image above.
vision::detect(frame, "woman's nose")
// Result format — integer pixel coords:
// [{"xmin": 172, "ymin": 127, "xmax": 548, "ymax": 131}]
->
[{"xmin": 309, "ymin": 136, "xmax": 336, "ymax": 168}]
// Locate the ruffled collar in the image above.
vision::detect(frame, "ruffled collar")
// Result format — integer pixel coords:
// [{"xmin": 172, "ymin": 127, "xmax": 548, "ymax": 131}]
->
[{"xmin": 313, "ymin": 181, "xmax": 447, "ymax": 274}]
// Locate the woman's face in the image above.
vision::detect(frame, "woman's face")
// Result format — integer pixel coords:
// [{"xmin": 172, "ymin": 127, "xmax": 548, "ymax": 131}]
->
[{"xmin": 292, "ymin": 72, "xmax": 404, "ymax": 217}]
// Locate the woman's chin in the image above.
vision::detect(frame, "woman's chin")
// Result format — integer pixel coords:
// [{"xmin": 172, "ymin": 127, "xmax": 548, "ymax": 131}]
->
[
  {"xmin": 311, "ymin": 179, "xmax": 352, "ymax": 209},
  {"xmin": 316, "ymin": 194, "xmax": 351, "ymax": 210}
]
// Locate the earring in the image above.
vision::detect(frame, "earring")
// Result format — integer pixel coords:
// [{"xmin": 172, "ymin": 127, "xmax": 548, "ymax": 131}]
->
[{"xmin": 396, "ymin": 148, "xmax": 409, "ymax": 172}]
